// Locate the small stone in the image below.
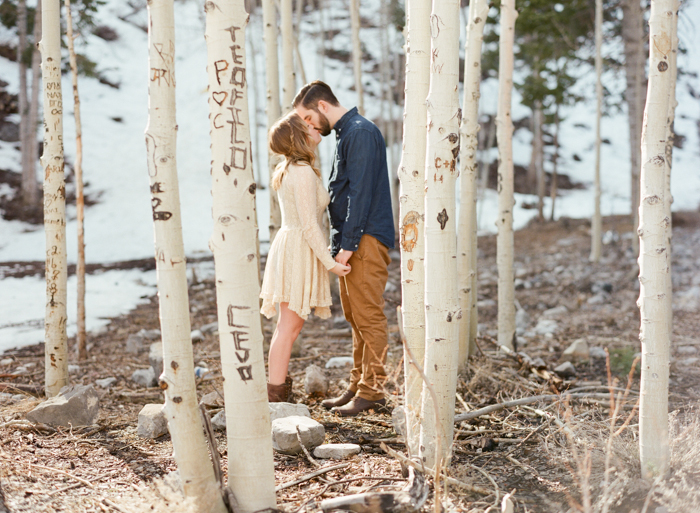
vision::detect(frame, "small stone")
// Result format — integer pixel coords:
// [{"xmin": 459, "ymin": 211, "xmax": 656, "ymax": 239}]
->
[
  {"xmin": 200, "ymin": 391, "xmax": 224, "ymax": 409},
  {"xmin": 200, "ymin": 322, "xmax": 218, "ymax": 334},
  {"xmin": 477, "ymin": 299, "xmax": 496, "ymax": 308},
  {"xmin": 132, "ymin": 367, "xmax": 157, "ymax": 387},
  {"xmin": 211, "ymin": 410, "xmax": 226, "ymax": 431},
  {"xmin": 561, "ymin": 339, "xmax": 589, "ymax": 362},
  {"xmin": 271, "ymin": 416, "xmax": 325, "ymax": 455},
  {"xmin": 126, "ymin": 333, "xmax": 147, "ymax": 354},
  {"xmin": 137, "ymin": 403, "xmax": 168, "ymax": 438},
  {"xmin": 542, "ymin": 305, "xmax": 568, "ymax": 318},
  {"xmin": 535, "ymin": 319, "xmax": 559, "ymax": 335},
  {"xmin": 385, "ymin": 281, "xmax": 398, "ymax": 293},
  {"xmin": 677, "ymin": 345, "xmax": 698, "ymax": 355},
  {"xmin": 11, "ymin": 394, "xmax": 26, "ymax": 403},
  {"xmin": 139, "ymin": 329, "xmax": 161, "ymax": 340},
  {"xmin": 591, "ymin": 282, "xmax": 613, "ymax": 294},
  {"xmin": 269, "ymin": 402, "xmax": 311, "ymax": 421},
  {"xmin": 554, "ymin": 361, "xmax": 576, "ymax": 378},
  {"xmin": 532, "ymin": 357, "xmax": 546, "ymax": 369},
  {"xmin": 313, "ymin": 443, "xmax": 361, "ymax": 459},
  {"xmin": 304, "ymin": 365, "xmax": 329, "ymax": 396},
  {"xmin": 391, "ymin": 406, "xmax": 406, "ymax": 436},
  {"xmin": 326, "ymin": 357, "xmax": 354, "ymax": 369},
  {"xmin": 12, "ymin": 366, "xmax": 28, "ymax": 375},
  {"xmin": 515, "ymin": 309, "xmax": 530, "ymax": 330},
  {"xmin": 514, "ymin": 279, "xmax": 526, "ymax": 290},
  {"xmin": 26, "ymin": 384, "xmax": 99, "ymax": 427},
  {"xmin": 589, "ymin": 347, "xmax": 607, "ymax": 360},
  {"xmin": 95, "ymin": 377, "xmax": 117, "ymax": 389},
  {"xmin": 587, "ymin": 293, "xmax": 609, "ymax": 305},
  {"xmin": 0, "ymin": 358, "xmax": 13, "ymax": 366},
  {"xmin": 149, "ymin": 342, "xmax": 164, "ymax": 379},
  {"xmin": 191, "ymin": 330, "xmax": 204, "ymax": 343},
  {"xmin": 68, "ymin": 364, "xmax": 80, "ymax": 374}
]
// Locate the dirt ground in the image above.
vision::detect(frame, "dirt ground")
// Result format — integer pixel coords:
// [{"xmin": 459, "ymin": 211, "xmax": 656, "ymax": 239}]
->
[{"xmin": 1, "ymin": 212, "xmax": 700, "ymax": 513}]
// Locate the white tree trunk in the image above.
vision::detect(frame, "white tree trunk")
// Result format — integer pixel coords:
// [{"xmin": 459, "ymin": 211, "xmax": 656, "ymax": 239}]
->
[
  {"xmin": 145, "ymin": 3, "xmax": 227, "ymax": 511},
  {"xmin": 281, "ymin": 0, "xmax": 295, "ymax": 110},
  {"xmin": 263, "ymin": 0, "xmax": 281, "ymax": 243},
  {"xmin": 550, "ymin": 107, "xmax": 560, "ymax": 222},
  {"xmin": 18, "ymin": 0, "xmax": 31, "ymax": 206},
  {"xmin": 418, "ymin": 0, "xmax": 461, "ymax": 469},
  {"xmin": 398, "ymin": 0, "xmax": 430, "ymax": 460},
  {"xmin": 204, "ymin": 2, "xmax": 277, "ymax": 510},
  {"xmin": 621, "ymin": 0, "xmax": 645, "ymax": 255},
  {"xmin": 534, "ymin": 102, "xmax": 545, "ymax": 221},
  {"xmin": 638, "ymin": 0, "xmax": 674, "ymax": 480},
  {"xmin": 41, "ymin": 0, "xmax": 68, "ymax": 398},
  {"xmin": 64, "ymin": 0, "xmax": 87, "ymax": 361},
  {"xmin": 349, "ymin": 0, "xmax": 363, "ymax": 114},
  {"xmin": 496, "ymin": 0, "xmax": 517, "ymax": 351},
  {"xmin": 27, "ymin": 0, "xmax": 42, "ymax": 208},
  {"xmin": 590, "ymin": 0, "xmax": 603, "ymax": 263},
  {"xmin": 457, "ymin": 0, "xmax": 488, "ymax": 367},
  {"xmin": 293, "ymin": 0, "xmax": 307, "ymax": 85}
]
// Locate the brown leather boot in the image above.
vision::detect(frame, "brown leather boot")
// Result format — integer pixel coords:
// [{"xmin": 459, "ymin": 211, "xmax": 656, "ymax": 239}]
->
[
  {"xmin": 268, "ymin": 376, "xmax": 294, "ymax": 403},
  {"xmin": 332, "ymin": 396, "xmax": 387, "ymax": 417},
  {"xmin": 285, "ymin": 375, "xmax": 295, "ymax": 403},
  {"xmin": 321, "ymin": 389, "xmax": 356, "ymax": 410}
]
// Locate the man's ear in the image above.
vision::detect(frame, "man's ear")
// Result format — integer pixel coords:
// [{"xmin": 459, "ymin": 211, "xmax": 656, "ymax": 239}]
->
[{"xmin": 317, "ymin": 100, "xmax": 329, "ymax": 114}]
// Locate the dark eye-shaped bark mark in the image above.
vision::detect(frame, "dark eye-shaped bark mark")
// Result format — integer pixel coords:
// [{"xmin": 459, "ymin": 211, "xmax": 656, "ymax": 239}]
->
[{"xmin": 437, "ymin": 209, "xmax": 448, "ymax": 230}]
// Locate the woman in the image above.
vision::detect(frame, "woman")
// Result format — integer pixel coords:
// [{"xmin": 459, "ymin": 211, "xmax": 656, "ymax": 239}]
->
[{"xmin": 261, "ymin": 112, "xmax": 351, "ymax": 402}]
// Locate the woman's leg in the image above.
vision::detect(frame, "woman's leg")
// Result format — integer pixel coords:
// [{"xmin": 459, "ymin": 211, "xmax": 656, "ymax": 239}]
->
[{"xmin": 268, "ymin": 302, "xmax": 305, "ymax": 385}]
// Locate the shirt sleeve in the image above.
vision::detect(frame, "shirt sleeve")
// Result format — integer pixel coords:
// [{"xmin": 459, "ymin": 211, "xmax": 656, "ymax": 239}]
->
[
  {"xmin": 292, "ymin": 164, "xmax": 337, "ymax": 270},
  {"xmin": 339, "ymin": 129, "xmax": 380, "ymax": 252}
]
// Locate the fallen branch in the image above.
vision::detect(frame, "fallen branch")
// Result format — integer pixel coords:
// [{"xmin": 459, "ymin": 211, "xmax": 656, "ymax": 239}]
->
[
  {"xmin": 296, "ymin": 426, "xmax": 321, "ymax": 467},
  {"xmin": 380, "ymin": 443, "xmax": 490, "ymax": 496},
  {"xmin": 29, "ymin": 463, "xmax": 94, "ymax": 489},
  {"xmin": 275, "ymin": 463, "xmax": 349, "ymax": 492}
]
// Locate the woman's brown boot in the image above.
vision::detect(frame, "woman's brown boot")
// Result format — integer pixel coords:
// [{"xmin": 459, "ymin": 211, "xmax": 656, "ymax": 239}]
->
[{"xmin": 268, "ymin": 376, "xmax": 294, "ymax": 403}]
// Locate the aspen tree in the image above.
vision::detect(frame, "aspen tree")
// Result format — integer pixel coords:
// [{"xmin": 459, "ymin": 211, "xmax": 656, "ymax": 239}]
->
[
  {"xmin": 496, "ymin": 0, "xmax": 517, "ymax": 351},
  {"xmin": 281, "ymin": 0, "xmax": 295, "ymax": 110},
  {"xmin": 27, "ymin": 0, "xmax": 41, "ymax": 207},
  {"xmin": 262, "ymin": 0, "xmax": 281, "ymax": 242},
  {"xmin": 293, "ymin": 0, "xmax": 307, "ymax": 85},
  {"xmin": 204, "ymin": 2, "xmax": 276, "ymax": 509},
  {"xmin": 64, "ymin": 0, "xmax": 86, "ymax": 360},
  {"xmin": 41, "ymin": 0, "xmax": 68, "ymax": 398},
  {"xmin": 550, "ymin": 107, "xmax": 560, "ymax": 221},
  {"xmin": 419, "ymin": 0, "xmax": 461, "ymax": 469},
  {"xmin": 534, "ymin": 102, "xmax": 545, "ymax": 221},
  {"xmin": 349, "ymin": 0, "xmax": 363, "ymax": 114},
  {"xmin": 398, "ymin": 0, "xmax": 430, "ymax": 459},
  {"xmin": 638, "ymin": 0, "xmax": 675, "ymax": 480},
  {"xmin": 18, "ymin": 0, "xmax": 30, "ymax": 205},
  {"xmin": 144, "ymin": 2, "xmax": 227, "ymax": 511},
  {"xmin": 457, "ymin": 0, "xmax": 488, "ymax": 366},
  {"xmin": 590, "ymin": 0, "xmax": 603, "ymax": 263}
]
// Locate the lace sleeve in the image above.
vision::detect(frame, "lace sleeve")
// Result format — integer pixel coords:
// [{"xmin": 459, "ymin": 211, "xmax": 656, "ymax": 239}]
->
[{"xmin": 292, "ymin": 165, "xmax": 337, "ymax": 270}]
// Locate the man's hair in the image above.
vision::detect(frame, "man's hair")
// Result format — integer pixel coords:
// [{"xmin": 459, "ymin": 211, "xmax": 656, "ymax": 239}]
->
[{"xmin": 292, "ymin": 80, "xmax": 340, "ymax": 110}]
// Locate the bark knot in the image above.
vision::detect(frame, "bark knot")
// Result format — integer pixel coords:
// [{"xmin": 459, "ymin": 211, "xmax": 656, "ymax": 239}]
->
[{"xmin": 437, "ymin": 209, "xmax": 449, "ymax": 230}]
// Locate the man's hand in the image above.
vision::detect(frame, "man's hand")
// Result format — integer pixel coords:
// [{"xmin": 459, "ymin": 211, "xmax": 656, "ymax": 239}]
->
[{"xmin": 335, "ymin": 249, "xmax": 353, "ymax": 266}]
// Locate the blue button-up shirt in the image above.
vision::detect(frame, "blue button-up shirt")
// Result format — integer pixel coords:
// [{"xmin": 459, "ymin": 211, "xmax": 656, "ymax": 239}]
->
[{"xmin": 328, "ymin": 107, "xmax": 395, "ymax": 257}]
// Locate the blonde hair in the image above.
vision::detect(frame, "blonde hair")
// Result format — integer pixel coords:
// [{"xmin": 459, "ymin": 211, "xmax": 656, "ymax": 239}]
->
[{"xmin": 269, "ymin": 112, "xmax": 321, "ymax": 190}]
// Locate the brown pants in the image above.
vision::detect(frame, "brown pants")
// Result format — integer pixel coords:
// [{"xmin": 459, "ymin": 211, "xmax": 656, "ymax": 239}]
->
[{"xmin": 339, "ymin": 235, "xmax": 391, "ymax": 401}]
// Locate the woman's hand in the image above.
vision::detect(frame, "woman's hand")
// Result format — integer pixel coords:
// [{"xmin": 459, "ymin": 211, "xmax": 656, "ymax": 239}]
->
[{"xmin": 330, "ymin": 262, "xmax": 351, "ymax": 276}]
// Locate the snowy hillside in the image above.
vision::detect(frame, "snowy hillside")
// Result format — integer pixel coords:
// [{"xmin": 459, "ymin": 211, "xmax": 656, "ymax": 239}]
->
[{"xmin": 0, "ymin": 0, "xmax": 699, "ymax": 349}]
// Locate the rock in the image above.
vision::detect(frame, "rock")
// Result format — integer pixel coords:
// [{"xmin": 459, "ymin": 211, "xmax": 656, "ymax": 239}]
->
[
  {"xmin": 385, "ymin": 280, "xmax": 398, "ymax": 293},
  {"xmin": 211, "ymin": 410, "xmax": 226, "ymax": 431},
  {"xmin": 589, "ymin": 347, "xmax": 607, "ymax": 360},
  {"xmin": 200, "ymin": 391, "xmax": 224, "ymax": 408},
  {"xmin": 535, "ymin": 319, "xmax": 559, "ymax": 335},
  {"xmin": 95, "ymin": 377, "xmax": 117, "ymax": 389},
  {"xmin": 200, "ymin": 321, "xmax": 218, "ymax": 334},
  {"xmin": 191, "ymin": 329, "xmax": 204, "ymax": 343},
  {"xmin": 271, "ymin": 416, "xmax": 325, "ymax": 455},
  {"xmin": 515, "ymin": 309, "xmax": 530, "ymax": 331},
  {"xmin": 391, "ymin": 406, "xmax": 406, "ymax": 436},
  {"xmin": 561, "ymin": 339, "xmax": 589, "ymax": 362},
  {"xmin": 554, "ymin": 362, "xmax": 576, "ymax": 378},
  {"xmin": 12, "ymin": 366, "xmax": 28, "ymax": 375},
  {"xmin": 0, "ymin": 358, "xmax": 13, "ymax": 366},
  {"xmin": 68, "ymin": 364, "xmax": 81, "ymax": 374},
  {"xmin": 137, "ymin": 403, "xmax": 168, "ymax": 438},
  {"xmin": 140, "ymin": 329, "xmax": 162, "ymax": 340},
  {"xmin": 477, "ymin": 299, "xmax": 496, "ymax": 308},
  {"xmin": 542, "ymin": 305, "xmax": 568, "ymax": 318},
  {"xmin": 677, "ymin": 345, "xmax": 699, "ymax": 355},
  {"xmin": 126, "ymin": 333, "xmax": 147, "ymax": 354},
  {"xmin": 326, "ymin": 357, "xmax": 354, "ymax": 369},
  {"xmin": 304, "ymin": 365, "xmax": 329, "ymax": 396},
  {"xmin": 269, "ymin": 402, "xmax": 311, "ymax": 421},
  {"xmin": 132, "ymin": 367, "xmax": 157, "ymax": 387},
  {"xmin": 27, "ymin": 385, "xmax": 99, "ymax": 427},
  {"xmin": 313, "ymin": 443, "xmax": 361, "ymax": 459},
  {"xmin": 514, "ymin": 278, "xmax": 526, "ymax": 290},
  {"xmin": 587, "ymin": 293, "xmax": 609, "ymax": 305},
  {"xmin": 591, "ymin": 282, "xmax": 613, "ymax": 294},
  {"xmin": 532, "ymin": 357, "xmax": 546, "ymax": 369},
  {"xmin": 149, "ymin": 342, "xmax": 164, "ymax": 379}
]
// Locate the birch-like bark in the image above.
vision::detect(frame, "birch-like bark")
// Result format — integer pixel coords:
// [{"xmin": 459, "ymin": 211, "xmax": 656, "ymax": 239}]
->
[
  {"xmin": 534, "ymin": 102, "xmax": 545, "ymax": 221},
  {"xmin": 621, "ymin": 0, "xmax": 646, "ymax": 254},
  {"xmin": 349, "ymin": 0, "xmax": 364, "ymax": 114},
  {"xmin": 638, "ymin": 0, "xmax": 674, "ymax": 480},
  {"xmin": 457, "ymin": 0, "xmax": 488, "ymax": 367},
  {"xmin": 262, "ymin": 0, "xmax": 281, "ymax": 243},
  {"xmin": 398, "ymin": 0, "xmax": 430, "ymax": 460},
  {"xmin": 419, "ymin": 0, "xmax": 461, "ymax": 469},
  {"xmin": 293, "ymin": 0, "xmax": 307, "ymax": 85},
  {"xmin": 64, "ymin": 0, "xmax": 86, "ymax": 360},
  {"xmin": 590, "ymin": 0, "xmax": 603, "ymax": 263},
  {"xmin": 27, "ymin": 0, "xmax": 42, "ymax": 208},
  {"xmin": 281, "ymin": 0, "xmax": 295, "ymax": 110},
  {"xmin": 18, "ymin": 0, "xmax": 31, "ymax": 206},
  {"xmin": 41, "ymin": 0, "xmax": 68, "ymax": 398},
  {"xmin": 550, "ymin": 107, "xmax": 560, "ymax": 221},
  {"xmin": 145, "ymin": 3, "xmax": 227, "ymax": 510},
  {"xmin": 496, "ymin": 0, "xmax": 517, "ymax": 351},
  {"xmin": 204, "ymin": 2, "xmax": 276, "ymax": 510}
]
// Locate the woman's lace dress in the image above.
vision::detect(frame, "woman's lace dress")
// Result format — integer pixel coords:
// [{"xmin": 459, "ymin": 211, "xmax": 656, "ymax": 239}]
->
[{"xmin": 260, "ymin": 162, "xmax": 336, "ymax": 319}]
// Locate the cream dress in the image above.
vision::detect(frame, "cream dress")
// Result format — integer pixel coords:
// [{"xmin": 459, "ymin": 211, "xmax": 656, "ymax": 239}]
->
[{"xmin": 260, "ymin": 162, "xmax": 336, "ymax": 320}]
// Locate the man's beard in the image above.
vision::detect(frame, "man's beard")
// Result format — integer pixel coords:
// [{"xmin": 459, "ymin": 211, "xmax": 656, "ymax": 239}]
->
[{"xmin": 317, "ymin": 111, "xmax": 332, "ymax": 136}]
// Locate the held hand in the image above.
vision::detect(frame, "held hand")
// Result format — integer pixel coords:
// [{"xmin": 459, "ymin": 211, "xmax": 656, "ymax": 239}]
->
[
  {"xmin": 334, "ymin": 249, "xmax": 354, "ymax": 266},
  {"xmin": 330, "ymin": 262, "xmax": 351, "ymax": 277}
]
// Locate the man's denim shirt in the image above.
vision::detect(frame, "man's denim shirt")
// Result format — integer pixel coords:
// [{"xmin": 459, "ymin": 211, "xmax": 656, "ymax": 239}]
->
[{"xmin": 328, "ymin": 107, "xmax": 395, "ymax": 257}]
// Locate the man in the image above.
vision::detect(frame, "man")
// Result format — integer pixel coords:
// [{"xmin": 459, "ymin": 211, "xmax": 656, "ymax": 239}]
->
[{"xmin": 293, "ymin": 81, "xmax": 395, "ymax": 416}]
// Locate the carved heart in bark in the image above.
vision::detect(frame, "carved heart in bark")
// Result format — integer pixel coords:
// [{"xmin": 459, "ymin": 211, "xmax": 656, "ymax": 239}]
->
[{"xmin": 212, "ymin": 91, "xmax": 228, "ymax": 106}]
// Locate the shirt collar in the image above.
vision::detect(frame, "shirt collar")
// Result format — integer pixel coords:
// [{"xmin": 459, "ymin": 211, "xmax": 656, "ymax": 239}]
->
[{"xmin": 333, "ymin": 107, "xmax": 358, "ymax": 135}]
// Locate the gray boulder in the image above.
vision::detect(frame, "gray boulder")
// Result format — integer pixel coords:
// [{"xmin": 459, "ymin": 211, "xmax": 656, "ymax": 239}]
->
[
  {"xmin": 313, "ymin": 443, "xmax": 361, "ymax": 460},
  {"xmin": 27, "ymin": 385, "xmax": 99, "ymax": 427},
  {"xmin": 561, "ymin": 339, "xmax": 589, "ymax": 362},
  {"xmin": 589, "ymin": 346, "xmax": 607, "ymax": 360},
  {"xmin": 554, "ymin": 361, "xmax": 576, "ymax": 378},
  {"xmin": 132, "ymin": 367, "xmax": 157, "ymax": 387},
  {"xmin": 137, "ymin": 403, "xmax": 168, "ymax": 438},
  {"xmin": 200, "ymin": 391, "xmax": 224, "ymax": 409},
  {"xmin": 271, "ymin": 416, "xmax": 325, "ymax": 455},
  {"xmin": 211, "ymin": 410, "xmax": 226, "ymax": 431},
  {"xmin": 304, "ymin": 365, "xmax": 329, "ymax": 396},
  {"xmin": 269, "ymin": 402, "xmax": 311, "ymax": 421}
]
